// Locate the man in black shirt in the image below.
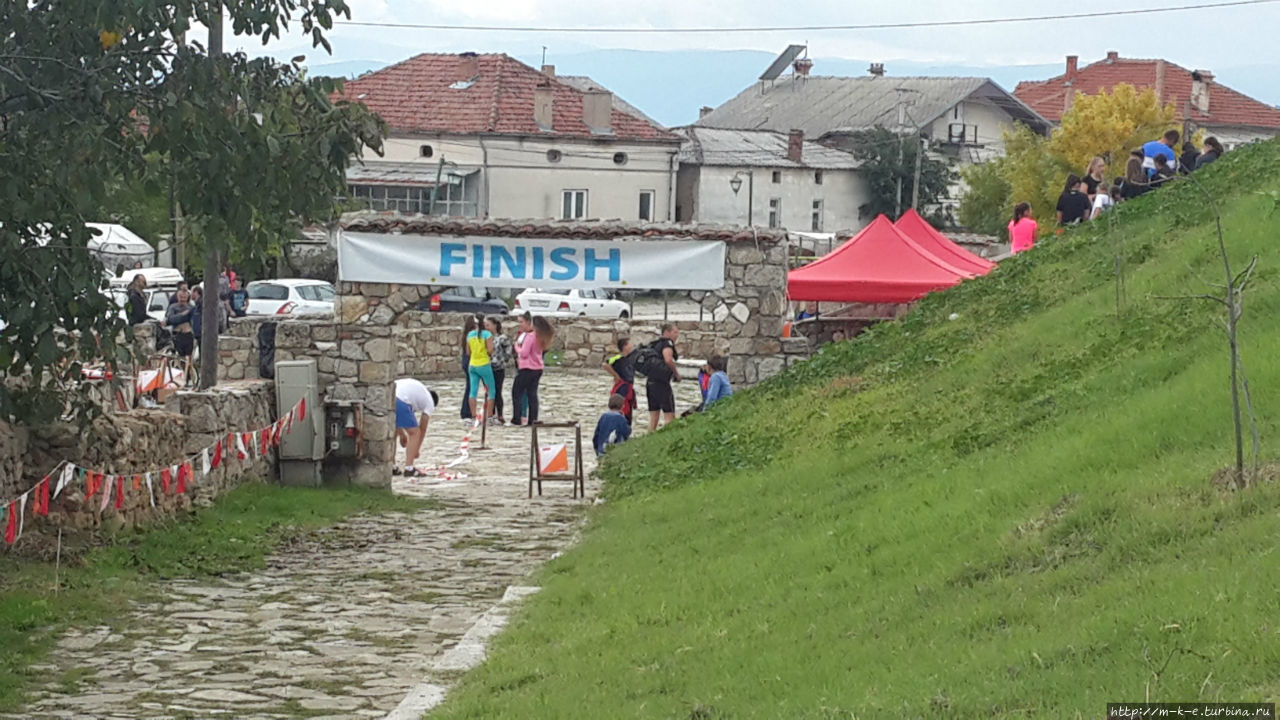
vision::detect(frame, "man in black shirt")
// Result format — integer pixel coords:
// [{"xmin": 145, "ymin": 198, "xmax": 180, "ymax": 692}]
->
[
  {"xmin": 1056, "ymin": 174, "xmax": 1092, "ymax": 226},
  {"xmin": 646, "ymin": 324, "xmax": 681, "ymax": 431}
]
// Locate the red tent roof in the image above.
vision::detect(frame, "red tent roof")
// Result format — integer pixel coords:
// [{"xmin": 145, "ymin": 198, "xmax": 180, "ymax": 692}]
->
[
  {"xmin": 894, "ymin": 209, "xmax": 995, "ymax": 276},
  {"xmin": 787, "ymin": 215, "xmax": 974, "ymax": 304}
]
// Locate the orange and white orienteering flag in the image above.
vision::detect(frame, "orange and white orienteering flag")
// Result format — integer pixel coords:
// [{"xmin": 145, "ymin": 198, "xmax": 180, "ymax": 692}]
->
[{"xmin": 538, "ymin": 444, "xmax": 569, "ymax": 475}]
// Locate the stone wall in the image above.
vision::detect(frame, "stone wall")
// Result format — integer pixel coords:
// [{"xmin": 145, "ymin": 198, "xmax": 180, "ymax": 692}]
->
[
  {"xmin": 3, "ymin": 380, "xmax": 276, "ymax": 533},
  {"xmin": 272, "ymin": 322, "xmax": 395, "ymax": 488}
]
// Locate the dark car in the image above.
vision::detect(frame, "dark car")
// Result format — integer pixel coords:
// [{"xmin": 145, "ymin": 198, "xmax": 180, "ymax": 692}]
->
[{"xmin": 415, "ymin": 286, "xmax": 508, "ymax": 314}]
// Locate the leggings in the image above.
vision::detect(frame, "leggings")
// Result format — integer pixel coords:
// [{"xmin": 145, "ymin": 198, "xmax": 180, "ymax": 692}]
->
[
  {"xmin": 492, "ymin": 368, "xmax": 506, "ymax": 419},
  {"xmin": 511, "ymin": 369, "xmax": 542, "ymax": 425},
  {"xmin": 459, "ymin": 356, "xmax": 472, "ymax": 419}
]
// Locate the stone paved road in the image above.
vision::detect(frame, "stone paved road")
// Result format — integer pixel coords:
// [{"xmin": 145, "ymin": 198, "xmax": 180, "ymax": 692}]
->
[{"xmin": 8, "ymin": 369, "xmax": 702, "ymax": 720}]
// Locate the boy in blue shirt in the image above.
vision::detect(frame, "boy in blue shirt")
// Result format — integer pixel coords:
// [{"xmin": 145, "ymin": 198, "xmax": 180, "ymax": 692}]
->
[
  {"xmin": 1142, "ymin": 129, "xmax": 1179, "ymax": 180},
  {"xmin": 593, "ymin": 394, "xmax": 632, "ymax": 456}
]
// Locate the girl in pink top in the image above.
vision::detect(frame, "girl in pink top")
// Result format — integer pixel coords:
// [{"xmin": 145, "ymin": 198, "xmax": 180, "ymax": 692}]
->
[
  {"xmin": 1008, "ymin": 202, "xmax": 1038, "ymax": 254},
  {"xmin": 511, "ymin": 313, "xmax": 554, "ymax": 425}
]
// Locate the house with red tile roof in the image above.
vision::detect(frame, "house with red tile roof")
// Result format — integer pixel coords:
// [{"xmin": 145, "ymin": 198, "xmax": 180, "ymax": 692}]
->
[
  {"xmin": 335, "ymin": 53, "xmax": 682, "ymax": 221},
  {"xmin": 1015, "ymin": 52, "xmax": 1280, "ymax": 149}
]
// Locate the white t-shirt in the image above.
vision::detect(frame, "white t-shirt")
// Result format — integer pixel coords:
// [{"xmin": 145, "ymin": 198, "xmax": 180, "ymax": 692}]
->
[
  {"xmin": 394, "ymin": 378, "xmax": 435, "ymax": 416},
  {"xmin": 1092, "ymin": 193, "xmax": 1114, "ymax": 215}
]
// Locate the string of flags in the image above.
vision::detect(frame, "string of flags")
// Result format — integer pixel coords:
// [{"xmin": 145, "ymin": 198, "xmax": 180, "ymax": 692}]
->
[{"xmin": 2, "ymin": 397, "xmax": 307, "ymax": 546}]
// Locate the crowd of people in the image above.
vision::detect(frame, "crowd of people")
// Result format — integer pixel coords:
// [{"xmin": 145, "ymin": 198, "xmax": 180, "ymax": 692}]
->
[
  {"xmin": 1009, "ymin": 131, "xmax": 1227, "ymax": 254},
  {"xmin": 391, "ymin": 316, "xmax": 736, "ymax": 475},
  {"xmin": 125, "ymin": 265, "xmax": 249, "ymax": 361}
]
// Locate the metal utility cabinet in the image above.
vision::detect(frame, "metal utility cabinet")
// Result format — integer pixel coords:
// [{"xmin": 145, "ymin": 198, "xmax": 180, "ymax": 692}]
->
[{"xmin": 275, "ymin": 359, "xmax": 324, "ymax": 486}]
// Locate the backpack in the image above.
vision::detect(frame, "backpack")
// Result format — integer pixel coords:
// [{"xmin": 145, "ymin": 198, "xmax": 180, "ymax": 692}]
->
[
  {"xmin": 632, "ymin": 340, "xmax": 665, "ymax": 378},
  {"xmin": 490, "ymin": 335, "xmax": 515, "ymax": 370}
]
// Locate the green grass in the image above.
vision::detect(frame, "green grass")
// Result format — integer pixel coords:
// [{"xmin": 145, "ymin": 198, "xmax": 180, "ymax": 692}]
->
[
  {"xmin": 428, "ymin": 139, "xmax": 1280, "ymax": 718},
  {"xmin": 0, "ymin": 481, "xmax": 430, "ymax": 711}
]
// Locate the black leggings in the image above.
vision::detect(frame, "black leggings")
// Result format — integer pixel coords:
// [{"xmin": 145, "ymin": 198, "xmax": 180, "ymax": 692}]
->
[
  {"xmin": 511, "ymin": 369, "xmax": 542, "ymax": 425},
  {"xmin": 492, "ymin": 368, "xmax": 506, "ymax": 419}
]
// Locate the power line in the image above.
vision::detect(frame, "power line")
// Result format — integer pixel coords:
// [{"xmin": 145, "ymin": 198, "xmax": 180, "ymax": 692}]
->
[{"xmin": 337, "ymin": 0, "xmax": 1278, "ymax": 33}]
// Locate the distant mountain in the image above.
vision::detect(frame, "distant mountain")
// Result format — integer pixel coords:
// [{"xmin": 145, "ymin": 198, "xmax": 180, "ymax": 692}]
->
[{"xmin": 311, "ymin": 50, "xmax": 1280, "ymax": 129}]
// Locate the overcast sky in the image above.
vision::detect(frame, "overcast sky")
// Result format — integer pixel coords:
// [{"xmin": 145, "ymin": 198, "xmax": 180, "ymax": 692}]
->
[{"xmin": 230, "ymin": 0, "xmax": 1280, "ymax": 72}]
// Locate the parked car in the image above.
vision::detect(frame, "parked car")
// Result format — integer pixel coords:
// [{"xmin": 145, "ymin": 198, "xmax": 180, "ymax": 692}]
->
[
  {"xmin": 107, "ymin": 287, "xmax": 173, "ymax": 323},
  {"xmin": 245, "ymin": 279, "xmax": 335, "ymax": 316},
  {"xmin": 414, "ymin": 286, "xmax": 508, "ymax": 315},
  {"xmin": 513, "ymin": 288, "xmax": 630, "ymax": 319}
]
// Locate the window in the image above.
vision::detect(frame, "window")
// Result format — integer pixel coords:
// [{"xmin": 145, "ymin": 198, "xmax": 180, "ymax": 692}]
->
[
  {"xmin": 811, "ymin": 200, "xmax": 824, "ymax": 232},
  {"xmin": 771, "ymin": 170, "xmax": 782, "ymax": 183},
  {"xmin": 546, "ymin": 149, "xmax": 563, "ymax": 163},
  {"xmin": 814, "ymin": 170, "xmax": 824, "ymax": 185},
  {"xmin": 315, "ymin": 285, "xmax": 335, "ymax": 301},
  {"xmin": 638, "ymin": 190, "xmax": 656, "ymax": 221},
  {"xmin": 562, "ymin": 189, "xmax": 588, "ymax": 219},
  {"xmin": 297, "ymin": 284, "xmax": 333, "ymax": 301},
  {"xmin": 248, "ymin": 283, "xmax": 288, "ymax": 301},
  {"xmin": 768, "ymin": 198, "xmax": 782, "ymax": 229},
  {"xmin": 612, "ymin": 152, "xmax": 629, "ymax": 165},
  {"xmin": 419, "ymin": 144, "xmax": 433, "ymax": 158},
  {"xmin": 347, "ymin": 178, "xmax": 478, "ymax": 217}
]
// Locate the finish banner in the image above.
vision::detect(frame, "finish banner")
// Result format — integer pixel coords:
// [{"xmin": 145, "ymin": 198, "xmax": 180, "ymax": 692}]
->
[{"xmin": 338, "ymin": 232, "xmax": 727, "ymax": 290}]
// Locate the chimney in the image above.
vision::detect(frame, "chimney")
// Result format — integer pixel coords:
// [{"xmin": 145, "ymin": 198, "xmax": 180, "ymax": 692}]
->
[
  {"xmin": 458, "ymin": 52, "xmax": 479, "ymax": 82},
  {"xmin": 541, "ymin": 64, "xmax": 555, "ymax": 78},
  {"xmin": 582, "ymin": 89, "xmax": 612, "ymax": 134},
  {"xmin": 787, "ymin": 129, "xmax": 803, "ymax": 163},
  {"xmin": 1065, "ymin": 55, "xmax": 1078, "ymax": 80},
  {"xmin": 1106, "ymin": 50, "xmax": 1119, "ymax": 62},
  {"xmin": 534, "ymin": 81, "xmax": 554, "ymax": 131},
  {"xmin": 1191, "ymin": 69, "xmax": 1214, "ymax": 114},
  {"xmin": 1155, "ymin": 59, "xmax": 1167, "ymax": 103},
  {"xmin": 699, "ymin": 106, "xmax": 714, "ymax": 119},
  {"xmin": 793, "ymin": 57, "xmax": 813, "ymax": 76},
  {"xmin": 868, "ymin": 63, "xmax": 885, "ymax": 77}
]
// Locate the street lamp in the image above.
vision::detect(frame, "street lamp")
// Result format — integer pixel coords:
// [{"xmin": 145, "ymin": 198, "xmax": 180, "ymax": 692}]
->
[{"xmin": 729, "ymin": 170, "xmax": 754, "ymax": 226}]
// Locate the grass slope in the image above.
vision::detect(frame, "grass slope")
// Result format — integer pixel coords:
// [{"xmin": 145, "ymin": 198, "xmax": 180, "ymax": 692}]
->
[
  {"xmin": 0, "ymin": 482, "xmax": 429, "ymax": 711},
  {"xmin": 429, "ymin": 140, "xmax": 1280, "ymax": 719}
]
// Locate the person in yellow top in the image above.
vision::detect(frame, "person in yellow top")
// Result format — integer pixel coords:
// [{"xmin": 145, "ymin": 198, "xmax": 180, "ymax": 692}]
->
[{"xmin": 466, "ymin": 313, "xmax": 497, "ymax": 423}]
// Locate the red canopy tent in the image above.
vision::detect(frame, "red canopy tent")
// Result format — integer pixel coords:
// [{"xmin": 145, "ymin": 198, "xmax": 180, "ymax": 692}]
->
[
  {"xmin": 894, "ymin": 208, "xmax": 996, "ymax": 276},
  {"xmin": 787, "ymin": 215, "xmax": 975, "ymax": 304}
]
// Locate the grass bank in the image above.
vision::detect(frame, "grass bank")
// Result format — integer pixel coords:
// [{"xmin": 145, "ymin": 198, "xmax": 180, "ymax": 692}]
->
[
  {"xmin": 0, "ymin": 481, "xmax": 429, "ymax": 711},
  {"xmin": 430, "ymin": 140, "xmax": 1280, "ymax": 718}
]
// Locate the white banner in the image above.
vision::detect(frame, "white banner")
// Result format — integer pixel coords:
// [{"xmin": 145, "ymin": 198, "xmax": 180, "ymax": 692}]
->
[{"xmin": 338, "ymin": 232, "xmax": 726, "ymax": 290}]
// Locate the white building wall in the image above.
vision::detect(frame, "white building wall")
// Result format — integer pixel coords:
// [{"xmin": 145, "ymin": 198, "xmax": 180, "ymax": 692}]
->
[
  {"xmin": 927, "ymin": 100, "xmax": 1024, "ymax": 163},
  {"xmin": 685, "ymin": 165, "xmax": 868, "ymax": 233},
  {"xmin": 373, "ymin": 134, "xmax": 679, "ymax": 221}
]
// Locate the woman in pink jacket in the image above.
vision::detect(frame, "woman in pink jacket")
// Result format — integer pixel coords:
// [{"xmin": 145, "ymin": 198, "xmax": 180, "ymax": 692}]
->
[{"xmin": 511, "ymin": 313, "xmax": 554, "ymax": 425}]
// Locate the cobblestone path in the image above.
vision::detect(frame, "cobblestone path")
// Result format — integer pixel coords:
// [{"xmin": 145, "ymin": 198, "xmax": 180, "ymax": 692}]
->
[{"xmin": 9, "ymin": 369, "xmax": 702, "ymax": 719}]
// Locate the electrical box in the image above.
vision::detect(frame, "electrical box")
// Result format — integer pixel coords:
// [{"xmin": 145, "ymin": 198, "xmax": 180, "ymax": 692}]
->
[
  {"xmin": 275, "ymin": 359, "xmax": 323, "ymax": 486},
  {"xmin": 325, "ymin": 400, "xmax": 363, "ymax": 458}
]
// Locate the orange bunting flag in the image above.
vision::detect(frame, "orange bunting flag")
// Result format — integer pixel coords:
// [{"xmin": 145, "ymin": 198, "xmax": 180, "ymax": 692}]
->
[
  {"xmin": 4, "ymin": 501, "xmax": 16, "ymax": 544},
  {"xmin": 176, "ymin": 463, "xmax": 188, "ymax": 494},
  {"xmin": 85, "ymin": 472, "xmax": 98, "ymax": 500},
  {"xmin": 211, "ymin": 440, "xmax": 223, "ymax": 470},
  {"xmin": 160, "ymin": 467, "xmax": 172, "ymax": 494},
  {"xmin": 35, "ymin": 477, "xmax": 51, "ymax": 516},
  {"xmin": 260, "ymin": 427, "xmax": 272, "ymax": 455},
  {"xmin": 114, "ymin": 476, "xmax": 125, "ymax": 510},
  {"xmin": 297, "ymin": 397, "xmax": 307, "ymax": 422},
  {"xmin": 132, "ymin": 474, "xmax": 141, "ymax": 492}
]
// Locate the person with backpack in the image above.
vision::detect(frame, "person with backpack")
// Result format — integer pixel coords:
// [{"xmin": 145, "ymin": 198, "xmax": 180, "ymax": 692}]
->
[
  {"xmin": 603, "ymin": 337, "xmax": 637, "ymax": 425},
  {"xmin": 465, "ymin": 313, "xmax": 497, "ymax": 424},
  {"xmin": 639, "ymin": 324, "xmax": 681, "ymax": 431},
  {"xmin": 489, "ymin": 316, "xmax": 514, "ymax": 425}
]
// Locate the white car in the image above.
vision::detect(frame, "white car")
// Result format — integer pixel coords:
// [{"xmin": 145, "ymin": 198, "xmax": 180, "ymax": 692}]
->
[
  {"xmin": 513, "ymin": 288, "xmax": 630, "ymax": 319},
  {"xmin": 246, "ymin": 279, "xmax": 335, "ymax": 316},
  {"xmin": 108, "ymin": 287, "xmax": 177, "ymax": 323}
]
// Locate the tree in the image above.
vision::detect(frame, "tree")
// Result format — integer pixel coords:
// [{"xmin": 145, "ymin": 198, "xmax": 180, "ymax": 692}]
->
[
  {"xmin": 957, "ymin": 160, "xmax": 1013, "ymax": 241},
  {"xmin": 1048, "ymin": 84, "xmax": 1179, "ymax": 174},
  {"xmin": 0, "ymin": 0, "xmax": 383, "ymax": 421},
  {"xmin": 845, "ymin": 128, "xmax": 958, "ymax": 225}
]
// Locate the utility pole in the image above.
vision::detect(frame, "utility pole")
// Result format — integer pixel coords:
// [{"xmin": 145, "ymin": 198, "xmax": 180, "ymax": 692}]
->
[
  {"xmin": 428, "ymin": 155, "xmax": 446, "ymax": 215},
  {"xmin": 199, "ymin": 0, "xmax": 222, "ymax": 389},
  {"xmin": 911, "ymin": 133, "xmax": 924, "ymax": 210},
  {"xmin": 894, "ymin": 96, "xmax": 907, "ymax": 218}
]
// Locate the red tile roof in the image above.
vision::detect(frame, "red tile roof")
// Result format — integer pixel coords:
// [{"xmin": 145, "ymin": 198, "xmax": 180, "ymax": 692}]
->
[
  {"xmin": 335, "ymin": 53, "xmax": 679, "ymax": 142},
  {"xmin": 1014, "ymin": 55, "xmax": 1280, "ymax": 130}
]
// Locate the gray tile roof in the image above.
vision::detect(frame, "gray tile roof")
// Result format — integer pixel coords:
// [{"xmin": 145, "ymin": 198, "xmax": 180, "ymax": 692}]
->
[
  {"xmin": 340, "ymin": 212, "xmax": 789, "ymax": 243},
  {"xmin": 346, "ymin": 162, "xmax": 480, "ymax": 185},
  {"xmin": 674, "ymin": 127, "xmax": 861, "ymax": 169},
  {"xmin": 696, "ymin": 75, "xmax": 1050, "ymax": 138}
]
